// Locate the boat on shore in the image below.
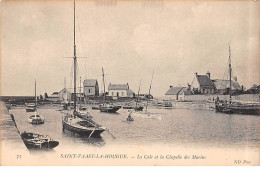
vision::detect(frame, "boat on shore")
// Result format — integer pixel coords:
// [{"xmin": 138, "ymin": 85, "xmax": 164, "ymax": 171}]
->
[
  {"xmin": 11, "ymin": 114, "xmax": 59, "ymax": 150},
  {"xmin": 215, "ymin": 46, "xmax": 260, "ymax": 115}
]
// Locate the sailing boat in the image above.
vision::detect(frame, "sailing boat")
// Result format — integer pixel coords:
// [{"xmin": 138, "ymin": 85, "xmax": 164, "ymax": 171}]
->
[
  {"xmin": 133, "ymin": 80, "xmax": 144, "ymax": 111},
  {"xmin": 132, "ymin": 71, "xmax": 162, "ymax": 120},
  {"xmin": 62, "ymin": 1, "xmax": 106, "ymax": 137},
  {"xmin": 27, "ymin": 81, "xmax": 45, "ymax": 125},
  {"xmin": 99, "ymin": 67, "xmax": 121, "ymax": 113},
  {"xmin": 215, "ymin": 46, "xmax": 260, "ymax": 115}
]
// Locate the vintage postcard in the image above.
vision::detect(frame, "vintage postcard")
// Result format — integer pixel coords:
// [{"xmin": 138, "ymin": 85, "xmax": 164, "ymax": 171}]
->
[{"xmin": 0, "ymin": 0, "xmax": 259, "ymax": 166}]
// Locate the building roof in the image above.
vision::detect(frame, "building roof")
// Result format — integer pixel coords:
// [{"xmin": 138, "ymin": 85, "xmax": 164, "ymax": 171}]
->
[
  {"xmin": 127, "ymin": 89, "xmax": 135, "ymax": 96},
  {"xmin": 196, "ymin": 75, "xmax": 215, "ymax": 89},
  {"xmin": 59, "ymin": 88, "xmax": 71, "ymax": 94},
  {"xmin": 108, "ymin": 84, "xmax": 129, "ymax": 90},
  {"xmin": 179, "ymin": 87, "xmax": 193, "ymax": 95},
  {"xmin": 165, "ymin": 87, "xmax": 184, "ymax": 95},
  {"xmin": 83, "ymin": 79, "xmax": 97, "ymax": 87},
  {"xmin": 212, "ymin": 79, "xmax": 241, "ymax": 90}
]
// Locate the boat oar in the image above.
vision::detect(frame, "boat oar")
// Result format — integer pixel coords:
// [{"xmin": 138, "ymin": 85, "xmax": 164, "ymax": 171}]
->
[
  {"xmin": 10, "ymin": 114, "xmax": 21, "ymax": 135},
  {"xmin": 88, "ymin": 129, "xmax": 95, "ymax": 138},
  {"xmin": 106, "ymin": 129, "xmax": 116, "ymax": 139}
]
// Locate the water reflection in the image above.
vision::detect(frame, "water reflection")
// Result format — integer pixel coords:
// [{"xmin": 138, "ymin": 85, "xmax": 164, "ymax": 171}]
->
[{"xmin": 62, "ymin": 130, "xmax": 106, "ymax": 147}]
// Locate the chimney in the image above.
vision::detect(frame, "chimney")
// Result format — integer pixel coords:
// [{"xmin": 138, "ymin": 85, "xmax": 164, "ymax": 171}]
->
[
  {"xmin": 187, "ymin": 83, "xmax": 191, "ymax": 90},
  {"xmin": 206, "ymin": 71, "xmax": 210, "ymax": 78},
  {"xmin": 170, "ymin": 85, "xmax": 173, "ymax": 88}
]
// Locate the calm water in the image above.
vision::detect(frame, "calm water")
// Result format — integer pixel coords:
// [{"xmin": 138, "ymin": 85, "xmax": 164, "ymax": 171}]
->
[{"xmin": 1, "ymin": 105, "xmax": 260, "ymax": 152}]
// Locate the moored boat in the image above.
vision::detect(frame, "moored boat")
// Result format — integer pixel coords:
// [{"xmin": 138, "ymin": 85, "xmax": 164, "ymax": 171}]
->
[
  {"xmin": 100, "ymin": 103, "xmax": 121, "ymax": 113},
  {"xmin": 25, "ymin": 103, "xmax": 36, "ymax": 112},
  {"xmin": 156, "ymin": 101, "xmax": 173, "ymax": 109},
  {"xmin": 27, "ymin": 112, "xmax": 45, "ymax": 124},
  {"xmin": 215, "ymin": 46, "xmax": 260, "ymax": 115},
  {"xmin": 133, "ymin": 104, "xmax": 144, "ymax": 111},
  {"xmin": 122, "ymin": 102, "xmax": 134, "ymax": 109},
  {"xmin": 62, "ymin": 111, "xmax": 106, "ymax": 137},
  {"xmin": 27, "ymin": 81, "xmax": 45, "ymax": 124},
  {"xmin": 62, "ymin": 1, "xmax": 106, "ymax": 138},
  {"xmin": 10, "ymin": 114, "xmax": 59, "ymax": 150},
  {"xmin": 99, "ymin": 67, "xmax": 121, "ymax": 113},
  {"xmin": 133, "ymin": 80, "xmax": 144, "ymax": 111}
]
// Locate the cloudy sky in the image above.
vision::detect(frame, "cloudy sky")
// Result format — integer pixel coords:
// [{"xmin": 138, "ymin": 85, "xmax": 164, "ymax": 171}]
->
[{"xmin": 1, "ymin": 0, "xmax": 259, "ymax": 96}]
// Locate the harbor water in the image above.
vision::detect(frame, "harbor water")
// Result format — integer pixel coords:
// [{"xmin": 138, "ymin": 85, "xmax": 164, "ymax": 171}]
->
[{"xmin": 1, "ymin": 103, "xmax": 260, "ymax": 165}]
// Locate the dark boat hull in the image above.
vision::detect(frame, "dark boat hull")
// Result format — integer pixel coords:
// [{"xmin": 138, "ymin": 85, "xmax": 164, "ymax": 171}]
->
[
  {"xmin": 92, "ymin": 106, "xmax": 100, "ymax": 110},
  {"xmin": 134, "ymin": 106, "xmax": 144, "ymax": 111},
  {"xmin": 122, "ymin": 106, "xmax": 134, "ymax": 109},
  {"xmin": 215, "ymin": 104, "xmax": 260, "ymax": 115},
  {"xmin": 100, "ymin": 106, "xmax": 121, "ymax": 113},
  {"xmin": 22, "ymin": 139, "xmax": 59, "ymax": 149},
  {"xmin": 20, "ymin": 132, "xmax": 59, "ymax": 150},
  {"xmin": 62, "ymin": 121, "xmax": 105, "ymax": 137}
]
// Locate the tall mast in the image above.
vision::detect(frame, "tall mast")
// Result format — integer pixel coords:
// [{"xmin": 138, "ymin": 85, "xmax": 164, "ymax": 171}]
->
[
  {"xmin": 102, "ymin": 67, "xmax": 106, "ymax": 104},
  {"xmin": 80, "ymin": 76, "xmax": 82, "ymax": 107},
  {"xmin": 35, "ymin": 80, "xmax": 37, "ymax": 108},
  {"xmin": 229, "ymin": 45, "xmax": 232, "ymax": 104},
  {"xmin": 136, "ymin": 80, "xmax": 141, "ymax": 108},
  {"xmin": 73, "ymin": 0, "xmax": 77, "ymax": 110},
  {"xmin": 35, "ymin": 80, "xmax": 37, "ymax": 117},
  {"xmin": 146, "ymin": 71, "xmax": 154, "ymax": 113}
]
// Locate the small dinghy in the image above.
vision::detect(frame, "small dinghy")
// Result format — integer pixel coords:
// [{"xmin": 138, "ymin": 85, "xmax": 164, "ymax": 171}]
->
[
  {"xmin": 126, "ymin": 110, "xmax": 134, "ymax": 122},
  {"xmin": 27, "ymin": 111, "xmax": 44, "ymax": 125},
  {"xmin": 10, "ymin": 114, "xmax": 59, "ymax": 150}
]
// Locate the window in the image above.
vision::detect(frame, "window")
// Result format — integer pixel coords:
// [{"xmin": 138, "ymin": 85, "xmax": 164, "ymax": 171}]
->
[
  {"xmin": 89, "ymin": 89, "xmax": 90, "ymax": 93},
  {"xmin": 122, "ymin": 92, "xmax": 124, "ymax": 96},
  {"xmin": 112, "ymin": 92, "xmax": 114, "ymax": 96}
]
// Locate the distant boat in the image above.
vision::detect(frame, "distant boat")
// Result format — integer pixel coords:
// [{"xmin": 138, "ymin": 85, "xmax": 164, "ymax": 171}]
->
[
  {"xmin": 62, "ymin": 1, "xmax": 106, "ymax": 138},
  {"xmin": 133, "ymin": 80, "xmax": 144, "ymax": 111},
  {"xmin": 25, "ymin": 103, "xmax": 36, "ymax": 112},
  {"xmin": 132, "ymin": 71, "xmax": 162, "ymax": 120},
  {"xmin": 126, "ymin": 111, "xmax": 134, "ymax": 121},
  {"xmin": 122, "ymin": 102, "xmax": 134, "ymax": 109},
  {"xmin": 156, "ymin": 101, "xmax": 173, "ymax": 109},
  {"xmin": 133, "ymin": 106, "xmax": 144, "ymax": 111},
  {"xmin": 99, "ymin": 67, "xmax": 121, "ymax": 113},
  {"xmin": 91, "ymin": 104, "xmax": 100, "ymax": 110},
  {"xmin": 27, "ymin": 81, "xmax": 44, "ymax": 125},
  {"xmin": 215, "ymin": 46, "xmax": 260, "ymax": 115},
  {"xmin": 100, "ymin": 103, "xmax": 121, "ymax": 113},
  {"xmin": 10, "ymin": 114, "xmax": 59, "ymax": 150}
]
